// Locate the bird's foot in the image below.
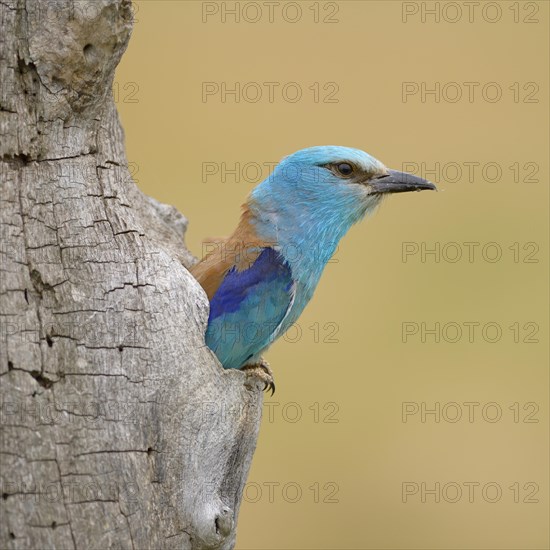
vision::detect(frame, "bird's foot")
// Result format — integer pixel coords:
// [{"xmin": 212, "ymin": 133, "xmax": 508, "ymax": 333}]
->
[{"xmin": 242, "ymin": 358, "xmax": 275, "ymax": 396}]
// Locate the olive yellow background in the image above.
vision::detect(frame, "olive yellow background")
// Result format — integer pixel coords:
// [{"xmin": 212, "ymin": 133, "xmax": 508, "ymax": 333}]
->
[{"xmin": 115, "ymin": 1, "xmax": 549, "ymax": 548}]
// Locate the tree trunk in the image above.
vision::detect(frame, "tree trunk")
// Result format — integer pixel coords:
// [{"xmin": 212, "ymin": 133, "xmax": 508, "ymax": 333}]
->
[{"xmin": 0, "ymin": 1, "xmax": 263, "ymax": 548}]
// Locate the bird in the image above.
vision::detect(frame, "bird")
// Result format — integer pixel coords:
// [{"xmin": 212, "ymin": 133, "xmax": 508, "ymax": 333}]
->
[{"xmin": 191, "ymin": 146, "xmax": 436, "ymax": 394}]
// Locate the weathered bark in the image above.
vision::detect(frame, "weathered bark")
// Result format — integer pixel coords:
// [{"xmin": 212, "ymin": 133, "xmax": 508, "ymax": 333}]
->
[{"xmin": 0, "ymin": 1, "xmax": 263, "ymax": 548}]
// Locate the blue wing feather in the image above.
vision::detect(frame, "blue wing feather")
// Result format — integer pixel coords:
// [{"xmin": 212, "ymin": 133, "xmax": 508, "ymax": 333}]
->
[{"xmin": 206, "ymin": 248, "xmax": 294, "ymax": 369}]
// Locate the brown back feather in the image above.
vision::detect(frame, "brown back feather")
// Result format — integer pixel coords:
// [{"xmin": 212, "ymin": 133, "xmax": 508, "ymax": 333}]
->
[{"xmin": 190, "ymin": 204, "xmax": 274, "ymax": 300}]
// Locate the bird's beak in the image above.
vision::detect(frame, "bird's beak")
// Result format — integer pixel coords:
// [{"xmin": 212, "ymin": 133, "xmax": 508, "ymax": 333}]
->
[{"xmin": 368, "ymin": 169, "xmax": 436, "ymax": 194}]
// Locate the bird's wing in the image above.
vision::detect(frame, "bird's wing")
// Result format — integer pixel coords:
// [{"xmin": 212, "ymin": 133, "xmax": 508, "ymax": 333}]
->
[
  {"xmin": 204, "ymin": 247, "xmax": 294, "ymax": 370},
  {"xmin": 190, "ymin": 206, "xmax": 274, "ymax": 299}
]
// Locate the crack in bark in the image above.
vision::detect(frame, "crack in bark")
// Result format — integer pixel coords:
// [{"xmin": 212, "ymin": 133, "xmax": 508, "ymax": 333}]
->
[{"xmin": 53, "ymin": 458, "xmax": 77, "ymax": 550}]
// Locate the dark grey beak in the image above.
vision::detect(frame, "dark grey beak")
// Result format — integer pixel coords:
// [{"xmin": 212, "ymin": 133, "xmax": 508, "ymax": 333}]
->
[{"xmin": 369, "ymin": 169, "xmax": 436, "ymax": 194}]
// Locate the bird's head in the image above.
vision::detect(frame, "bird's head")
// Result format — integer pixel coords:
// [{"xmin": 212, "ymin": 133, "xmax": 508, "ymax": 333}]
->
[
  {"xmin": 248, "ymin": 145, "xmax": 436, "ymax": 270},
  {"xmin": 251, "ymin": 145, "xmax": 435, "ymax": 226}
]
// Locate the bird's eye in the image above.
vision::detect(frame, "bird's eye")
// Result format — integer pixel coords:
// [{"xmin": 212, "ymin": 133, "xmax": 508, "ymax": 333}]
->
[{"xmin": 335, "ymin": 162, "xmax": 354, "ymax": 177}]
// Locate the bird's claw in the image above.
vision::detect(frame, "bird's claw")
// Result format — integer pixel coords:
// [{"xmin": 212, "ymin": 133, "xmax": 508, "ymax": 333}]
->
[
  {"xmin": 265, "ymin": 379, "xmax": 275, "ymax": 396},
  {"xmin": 242, "ymin": 359, "xmax": 275, "ymax": 396}
]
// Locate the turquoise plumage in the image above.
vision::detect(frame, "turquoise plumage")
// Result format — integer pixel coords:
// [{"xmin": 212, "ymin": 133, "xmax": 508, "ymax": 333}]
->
[
  {"xmin": 206, "ymin": 247, "xmax": 294, "ymax": 370},
  {"xmin": 191, "ymin": 146, "xmax": 435, "ymax": 392}
]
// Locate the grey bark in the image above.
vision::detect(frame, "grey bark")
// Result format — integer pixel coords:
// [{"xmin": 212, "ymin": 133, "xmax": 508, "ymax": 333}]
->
[{"xmin": 0, "ymin": 1, "xmax": 263, "ymax": 548}]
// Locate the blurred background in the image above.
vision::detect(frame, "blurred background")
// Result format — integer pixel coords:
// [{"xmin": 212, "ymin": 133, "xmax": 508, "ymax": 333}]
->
[{"xmin": 115, "ymin": 1, "xmax": 549, "ymax": 548}]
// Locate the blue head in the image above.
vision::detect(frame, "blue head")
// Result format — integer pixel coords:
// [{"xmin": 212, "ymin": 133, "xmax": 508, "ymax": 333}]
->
[{"xmin": 248, "ymin": 145, "xmax": 435, "ymax": 281}]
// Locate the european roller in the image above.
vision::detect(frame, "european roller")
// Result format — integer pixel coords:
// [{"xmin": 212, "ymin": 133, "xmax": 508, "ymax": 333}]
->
[{"xmin": 192, "ymin": 146, "xmax": 435, "ymax": 393}]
